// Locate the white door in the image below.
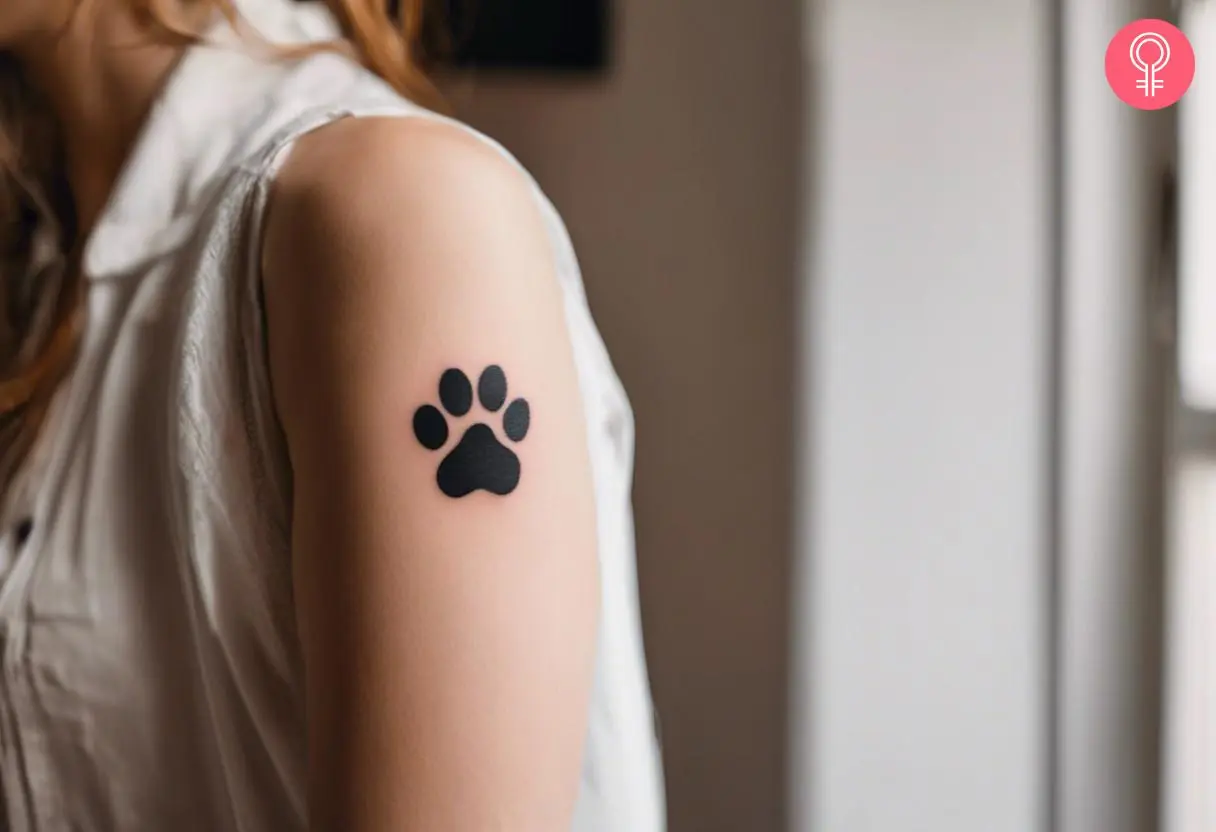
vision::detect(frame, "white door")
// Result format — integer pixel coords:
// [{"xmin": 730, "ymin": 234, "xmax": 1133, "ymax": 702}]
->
[
  {"xmin": 1163, "ymin": 3, "xmax": 1216, "ymax": 831},
  {"xmin": 1057, "ymin": 1, "xmax": 1173, "ymax": 831},
  {"xmin": 794, "ymin": 0, "xmax": 1173, "ymax": 830}
]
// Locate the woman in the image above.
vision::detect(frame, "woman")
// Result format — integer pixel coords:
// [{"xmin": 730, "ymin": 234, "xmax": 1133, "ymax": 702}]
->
[{"xmin": 0, "ymin": 0, "xmax": 665, "ymax": 829}]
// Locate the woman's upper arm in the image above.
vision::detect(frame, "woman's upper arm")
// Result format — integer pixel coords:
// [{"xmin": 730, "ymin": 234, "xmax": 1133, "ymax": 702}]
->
[{"xmin": 260, "ymin": 117, "xmax": 599, "ymax": 832}]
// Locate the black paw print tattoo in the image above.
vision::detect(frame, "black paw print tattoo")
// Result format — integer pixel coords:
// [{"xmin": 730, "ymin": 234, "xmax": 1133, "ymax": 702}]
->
[{"xmin": 412, "ymin": 366, "xmax": 530, "ymax": 498}]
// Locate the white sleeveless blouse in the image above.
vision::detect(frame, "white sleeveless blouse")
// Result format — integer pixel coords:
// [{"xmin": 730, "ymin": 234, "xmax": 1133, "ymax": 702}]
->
[{"xmin": 0, "ymin": 2, "xmax": 665, "ymax": 829}]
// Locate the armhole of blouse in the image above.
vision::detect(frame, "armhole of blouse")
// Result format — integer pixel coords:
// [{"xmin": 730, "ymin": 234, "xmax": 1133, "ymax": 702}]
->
[{"xmin": 235, "ymin": 105, "xmax": 420, "ymax": 549}]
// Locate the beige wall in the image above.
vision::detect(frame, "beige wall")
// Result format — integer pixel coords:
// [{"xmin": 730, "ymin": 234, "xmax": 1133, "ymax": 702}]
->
[{"xmin": 442, "ymin": 1, "xmax": 802, "ymax": 829}]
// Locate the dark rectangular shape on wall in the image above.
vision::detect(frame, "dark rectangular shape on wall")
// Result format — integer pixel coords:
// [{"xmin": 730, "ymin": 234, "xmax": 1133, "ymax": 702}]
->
[{"xmin": 438, "ymin": 0, "xmax": 610, "ymax": 72}]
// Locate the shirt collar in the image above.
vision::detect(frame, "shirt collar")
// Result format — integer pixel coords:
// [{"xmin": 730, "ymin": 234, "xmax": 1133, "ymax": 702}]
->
[{"xmin": 82, "ymin": 0, "xmax": 339, "ymax": 280}]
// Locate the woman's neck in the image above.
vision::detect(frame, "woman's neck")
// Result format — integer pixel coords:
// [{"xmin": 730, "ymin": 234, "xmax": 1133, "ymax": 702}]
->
[{"xmin": 14, "ymin": 2, "xmax": 196, "ymax": 236}]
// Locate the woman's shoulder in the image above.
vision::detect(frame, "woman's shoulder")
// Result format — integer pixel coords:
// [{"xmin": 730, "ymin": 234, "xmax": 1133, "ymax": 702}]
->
[
  {"xmin": 268, "ymin": 112, "xmax": 536, "ymax": 222},
  {"xmin": 259, "ymin": 112, "xmax": 558, "ymax": 325},
  {"xmin": 229, "ymin": 50, "xmax": 539, "ymax": 207}
]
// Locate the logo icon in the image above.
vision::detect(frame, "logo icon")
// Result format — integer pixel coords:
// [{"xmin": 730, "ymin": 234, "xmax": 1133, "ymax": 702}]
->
[{"xmin": 1106, "ymin": 19, "xmax": 1195, "ymax": 110}]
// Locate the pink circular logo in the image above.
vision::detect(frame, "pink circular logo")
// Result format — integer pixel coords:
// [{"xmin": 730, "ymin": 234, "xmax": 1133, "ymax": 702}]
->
[{"xmin": 1106, "ymin": 19, "xmax": 1195, "ymax": 109}]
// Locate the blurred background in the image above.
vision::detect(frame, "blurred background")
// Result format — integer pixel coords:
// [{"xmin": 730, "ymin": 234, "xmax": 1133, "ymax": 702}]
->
[{"xmin": 435, "ymin": 0, "xmax": 1216, "ymax": 830}]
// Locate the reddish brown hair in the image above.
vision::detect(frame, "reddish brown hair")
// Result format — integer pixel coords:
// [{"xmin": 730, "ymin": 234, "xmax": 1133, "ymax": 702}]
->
[{"xmin": 0, "ymin": 0, "xmax": 437, "ymax": 488}]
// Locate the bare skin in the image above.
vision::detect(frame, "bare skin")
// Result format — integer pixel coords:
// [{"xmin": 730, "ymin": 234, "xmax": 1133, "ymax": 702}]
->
[
  {"xmin": 4, "ymin": 2, "xmax": 600, "ymax": 829},
  {"xmin": 264, "ymin": 115, "xmax": 600, "ymax": 831},
  {"xmin": 4, "ymin": 0, "xmax": 198, "ymax": 234}
]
